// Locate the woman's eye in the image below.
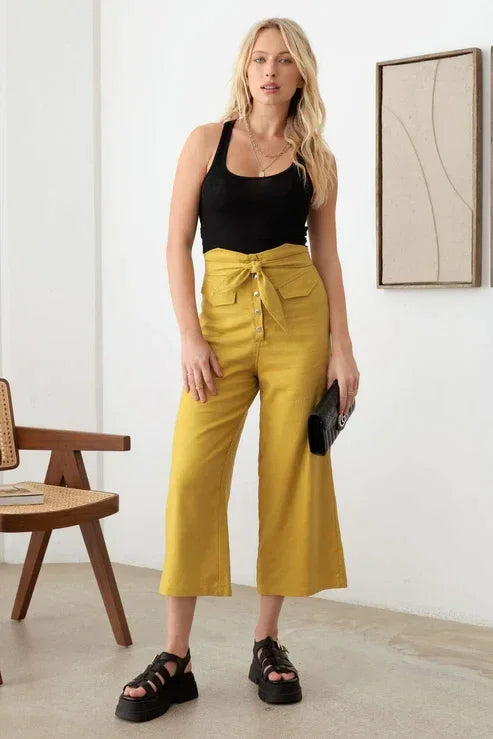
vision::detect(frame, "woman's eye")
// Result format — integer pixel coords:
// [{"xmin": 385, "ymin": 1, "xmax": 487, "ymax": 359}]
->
[{"xmin": 253, "ymin": 57, "xmax": 291, "ymax": 63}]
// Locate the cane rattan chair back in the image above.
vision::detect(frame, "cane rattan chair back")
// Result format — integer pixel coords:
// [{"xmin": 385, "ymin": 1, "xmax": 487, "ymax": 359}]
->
[{"xmin": 0, "ymin": 379, "xmax": 20, "ymax": 471}]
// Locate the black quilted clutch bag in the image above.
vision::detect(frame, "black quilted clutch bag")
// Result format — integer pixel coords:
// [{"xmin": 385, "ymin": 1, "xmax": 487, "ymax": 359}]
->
[{"xmin": 307, "ymin": 379, "xmax": 355, "ymax": 455}]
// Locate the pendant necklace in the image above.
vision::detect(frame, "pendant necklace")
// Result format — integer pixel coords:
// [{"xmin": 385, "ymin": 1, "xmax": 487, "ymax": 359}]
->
[{"xmin": 244, "ymin": 115, "xmax": 292, "ymax": 177}]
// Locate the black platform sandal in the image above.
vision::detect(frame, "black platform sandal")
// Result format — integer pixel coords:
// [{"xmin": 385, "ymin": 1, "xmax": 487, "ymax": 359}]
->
[
  {"xmin": 248, "ymin": 636, "xmax": 302, "ymax": 704},
  {"xmin": 115, "ymin": 648, "xmax": 198, "ymax": 723}
]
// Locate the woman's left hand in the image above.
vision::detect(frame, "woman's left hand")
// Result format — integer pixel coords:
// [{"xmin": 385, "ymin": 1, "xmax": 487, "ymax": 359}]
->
[{"xmin": 327, "ymin": 344, "xmax": 360, "ymax": 415}]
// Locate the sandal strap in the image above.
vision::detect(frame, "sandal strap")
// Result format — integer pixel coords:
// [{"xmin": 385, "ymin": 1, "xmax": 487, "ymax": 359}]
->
[
  {"xmin": 254, "ymin": 636, "xmax": 289, "ymax": 652},
  {"xmin": 123, "ymin": 648, "xmax": 191, "ymax": 693},
  {"xmin": 254, "ymin": 636, "xmax": 299, "ymax": 679},
  {"xmin": 157, "ymin": 649, "xmax": 191, "ymax": 671}
]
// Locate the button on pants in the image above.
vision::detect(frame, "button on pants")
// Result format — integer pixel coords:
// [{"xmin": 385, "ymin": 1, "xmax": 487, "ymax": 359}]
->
[{"xmin": 159, "ymin": 242, "xmax": 347, "ymax": 596}]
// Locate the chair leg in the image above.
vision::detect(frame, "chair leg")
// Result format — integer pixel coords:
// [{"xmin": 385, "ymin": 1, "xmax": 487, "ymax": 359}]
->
[
  {"xmin": 11, "ymin": 530, "xmax": 52, "ymax": 620},
  {"xmin": 79, "ymin": 519, "xmax": 132, "ymax": 647}
]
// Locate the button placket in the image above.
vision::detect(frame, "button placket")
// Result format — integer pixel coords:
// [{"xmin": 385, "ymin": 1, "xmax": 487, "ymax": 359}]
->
[{"xmin": 250, "ymin": 260, "xmax": 264, "ymax": 339}]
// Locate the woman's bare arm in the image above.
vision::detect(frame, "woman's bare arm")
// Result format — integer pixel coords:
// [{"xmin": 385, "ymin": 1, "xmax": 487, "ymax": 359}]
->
[
  {"xmin": 166, "ymin": 124, "xmax": 223, "ymax": 402},
  {"xmin": 308, "ymin": 156, "xmax": 360, "ymax": 414},
  {"xmin": 307, "ymin": 159, "xmax": 352, "ymax": 352},
  {"xmin": 166, "ymin": 125, "xmax": 209, "ymax": 339}
]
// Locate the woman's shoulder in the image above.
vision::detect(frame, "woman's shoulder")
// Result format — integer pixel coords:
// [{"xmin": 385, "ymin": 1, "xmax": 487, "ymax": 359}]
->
[
  {"xmin": 198, "ymin": 118, "xmax": 236, "ymax": 139},
  {"xmin": 180, "ymin": 119, "xmax": 237, "ymax": 174},
  {"xmin": 200, "ymin": 121, "xmax": 224, "ymax": 141},
  {"xmin": 197, "ymin": 117, "xmax": 236, "ymax": 132},
  {"xmin": 195, "ymin": 120, "xmax": 236, "ymax": 164},
  {"xmin": 179, "ymin": 122, "xmax": 223, "ymax": 163},
  {"xmin": 186, "ymin": 121, "xmax": 224, "ymax": 152}
]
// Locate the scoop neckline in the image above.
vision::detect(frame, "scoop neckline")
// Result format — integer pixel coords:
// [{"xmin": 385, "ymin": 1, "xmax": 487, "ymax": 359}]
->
[{"xmin": 224, "ymin": 118, "xmax": 295, "ymax": 180}]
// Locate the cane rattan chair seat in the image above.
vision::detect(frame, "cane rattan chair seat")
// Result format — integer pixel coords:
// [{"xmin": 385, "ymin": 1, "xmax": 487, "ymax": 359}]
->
[{"xmin": 0, "ymin": 482, "xmax": 118, "ymax": 532}]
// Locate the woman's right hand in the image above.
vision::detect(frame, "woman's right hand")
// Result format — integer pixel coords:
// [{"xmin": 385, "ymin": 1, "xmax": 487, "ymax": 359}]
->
[{"xmin": 181, "ymin": 331, "xmax": 223, "ymax": 403}]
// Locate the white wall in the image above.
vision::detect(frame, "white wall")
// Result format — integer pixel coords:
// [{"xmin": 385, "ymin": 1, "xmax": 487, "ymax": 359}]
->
[
  {"xmin": 2, "ymin": 0, "xmax": 492, "ymax": 627},
  {"xmin": 0, "ymin": 0, "xmax": 102, "ymax": 562}
]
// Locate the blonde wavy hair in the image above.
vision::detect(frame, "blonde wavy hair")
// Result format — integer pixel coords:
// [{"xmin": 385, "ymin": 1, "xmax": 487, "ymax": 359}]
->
[{"xmin": 220, "ymin": 17, "xmax": 337, "ymax": 209}]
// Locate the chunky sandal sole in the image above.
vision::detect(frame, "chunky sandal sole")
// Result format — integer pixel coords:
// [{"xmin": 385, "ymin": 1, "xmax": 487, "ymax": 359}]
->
[
  {"xmin": 115, "ymin": 671, "xmax": 199, "ymax": 722},
  {"xmin": 248, "ymin": 658, "xmax": 302, "ymax": 704}
]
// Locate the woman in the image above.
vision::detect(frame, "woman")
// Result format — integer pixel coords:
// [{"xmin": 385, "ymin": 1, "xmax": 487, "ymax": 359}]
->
[{"xmin": 115, "ymin": 16, "xmax": 359, "ymax": 723}]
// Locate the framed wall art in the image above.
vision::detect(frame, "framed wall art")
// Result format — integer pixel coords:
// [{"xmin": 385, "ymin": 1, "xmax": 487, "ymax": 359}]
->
[{"xmin": 376, "ymin": 48, "xmax": 482, "ymax": 288}]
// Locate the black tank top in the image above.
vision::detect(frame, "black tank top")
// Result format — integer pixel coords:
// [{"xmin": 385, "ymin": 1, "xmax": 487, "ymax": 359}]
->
[{"xmin": 199, "ymin": 118, "xmax": 313, "ymax": 254}]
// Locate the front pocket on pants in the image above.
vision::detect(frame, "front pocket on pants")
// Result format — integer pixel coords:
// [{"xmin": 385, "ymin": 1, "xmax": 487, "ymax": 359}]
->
[{"xmin": 276, "ymin": 269, "xmax": 320, "ymax": 298}]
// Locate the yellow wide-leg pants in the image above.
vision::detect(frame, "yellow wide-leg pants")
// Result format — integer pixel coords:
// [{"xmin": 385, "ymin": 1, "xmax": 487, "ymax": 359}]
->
[{"xmin": 159, "ymin": 242, "xmax": 347, "ymax": 597}]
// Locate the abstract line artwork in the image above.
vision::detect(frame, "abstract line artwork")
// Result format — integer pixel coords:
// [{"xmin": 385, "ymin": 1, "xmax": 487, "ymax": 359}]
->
[{"xmin": 376, "ymin": 48, "xmax": 482, "ymax": 288}]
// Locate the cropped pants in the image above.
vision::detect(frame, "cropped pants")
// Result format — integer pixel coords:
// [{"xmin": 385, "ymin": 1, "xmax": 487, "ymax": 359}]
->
[{"xmin": 158, "ymin": 242, "xmax": 347, "ymax": 597}]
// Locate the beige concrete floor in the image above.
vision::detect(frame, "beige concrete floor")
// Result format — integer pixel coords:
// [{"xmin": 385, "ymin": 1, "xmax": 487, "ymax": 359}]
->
[{"xmin": 0, "ymin": 561, "xmax": 492, "ymax": 738}]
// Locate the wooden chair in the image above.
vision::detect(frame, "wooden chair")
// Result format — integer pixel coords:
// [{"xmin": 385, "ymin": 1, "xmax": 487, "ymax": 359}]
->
[{"xmin": 0, "ymin": 377, "xmax": 132, "ymax": 685}]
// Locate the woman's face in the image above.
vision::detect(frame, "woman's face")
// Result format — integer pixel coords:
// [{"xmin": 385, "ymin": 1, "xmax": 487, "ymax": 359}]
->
[{"xmin": 246, "ymin": 28, "xmax": 304, "ymax": 107}]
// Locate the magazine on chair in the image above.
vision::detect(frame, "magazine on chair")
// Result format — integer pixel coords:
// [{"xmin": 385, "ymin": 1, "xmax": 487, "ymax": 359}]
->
[{"xmin": 0, "ymin": 484, "xmax": 44, "ymax": 506}]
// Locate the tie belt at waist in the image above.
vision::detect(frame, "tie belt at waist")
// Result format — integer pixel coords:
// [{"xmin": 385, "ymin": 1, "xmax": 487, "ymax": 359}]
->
[{"xmin": 202, "ymin": 243, "xmax": 313, "ymax": 332}]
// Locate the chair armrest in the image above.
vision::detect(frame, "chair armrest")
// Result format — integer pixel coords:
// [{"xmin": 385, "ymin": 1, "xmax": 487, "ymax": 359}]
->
[{"xmin": 14, "ymin": 426, "xmax": 131, "ymax": 452}]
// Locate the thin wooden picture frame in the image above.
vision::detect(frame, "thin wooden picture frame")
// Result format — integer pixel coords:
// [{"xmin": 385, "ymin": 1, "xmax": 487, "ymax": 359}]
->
[{"xmin": 490, "ymin": 46, "xmax": 493, "ymax": 288}]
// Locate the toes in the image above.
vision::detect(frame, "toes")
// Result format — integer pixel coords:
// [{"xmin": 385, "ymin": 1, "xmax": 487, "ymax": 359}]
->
[
  {"xmin": 124, "ymin": 681, "xmax": 156, "ymax": 697},
  {"xmin": 281, "ymin": 672, "xmax": 295, "ymax": 680},
  {"xmin": 125, "ymin": 686, "xmax": 146, "ymax": 698},
  {"xmin": 267, "ymin": 670, "xmax": 295, "ymax": 681}
]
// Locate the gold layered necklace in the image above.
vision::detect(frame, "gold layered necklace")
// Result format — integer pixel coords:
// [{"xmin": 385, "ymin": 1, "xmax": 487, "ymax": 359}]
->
[{"xmin": 244, "ymin": 115, "xmax": 292, "ymax": 177}]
